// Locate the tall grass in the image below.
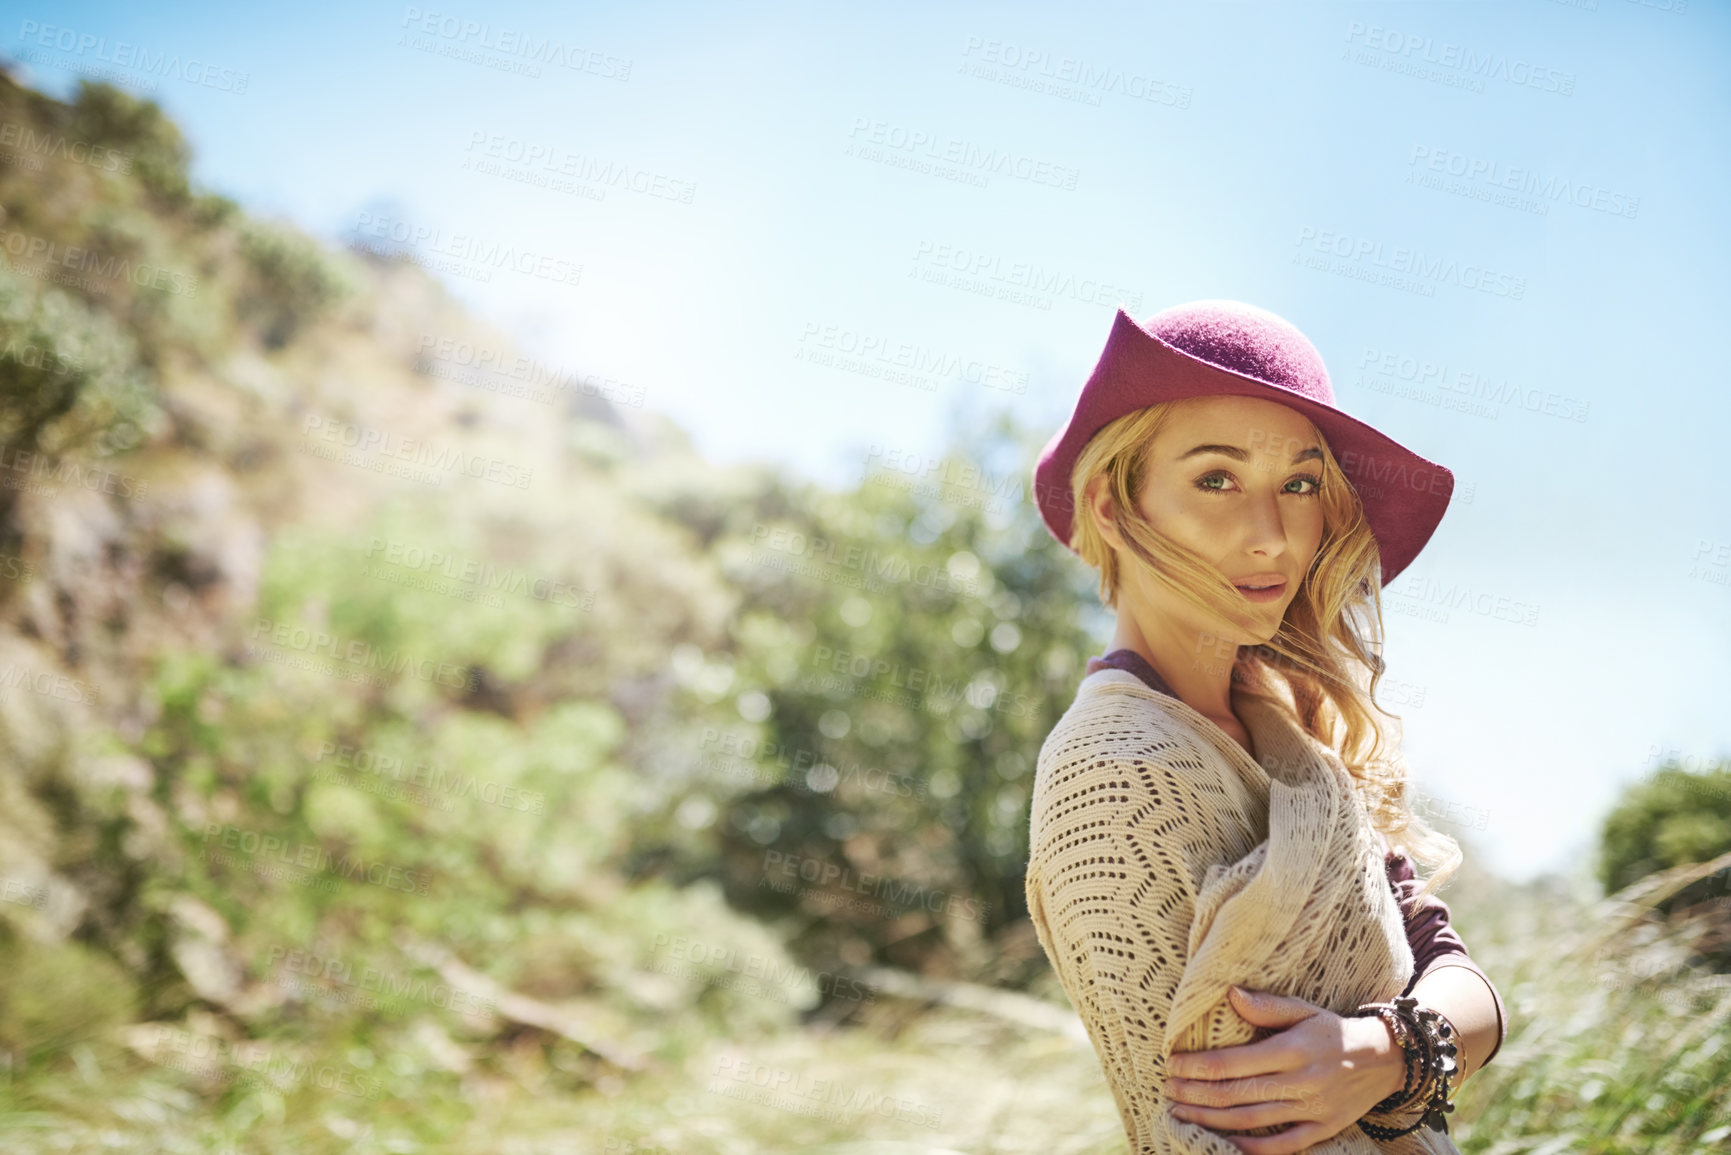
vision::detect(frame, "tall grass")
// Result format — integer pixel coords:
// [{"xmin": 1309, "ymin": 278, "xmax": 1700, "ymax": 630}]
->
[{"xmin": 2, "ymin": 854, "xmax": 1725, "ymax": 1152}]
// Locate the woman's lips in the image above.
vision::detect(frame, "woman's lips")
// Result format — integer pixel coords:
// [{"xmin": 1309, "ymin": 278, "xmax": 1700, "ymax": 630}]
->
[{"xmin": 1234, "ymin": 579, "xmax": 1287, "ymax": 603}]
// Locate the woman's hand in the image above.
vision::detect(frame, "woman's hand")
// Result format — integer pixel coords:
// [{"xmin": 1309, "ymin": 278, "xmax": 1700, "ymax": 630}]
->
[{"xmin": 1164, "ymin": 986, "xmax": 1406, "ymax": 1154}]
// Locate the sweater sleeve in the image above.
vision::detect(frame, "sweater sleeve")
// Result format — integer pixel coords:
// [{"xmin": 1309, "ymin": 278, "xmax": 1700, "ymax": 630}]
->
[
  {"xmin": 1025, "ymin": 744, "xmax": 1258, "ymax": 1154},
  {"xmin": 1385, "ymin": 850, "xmax": 1507, "ymax": 1069}
]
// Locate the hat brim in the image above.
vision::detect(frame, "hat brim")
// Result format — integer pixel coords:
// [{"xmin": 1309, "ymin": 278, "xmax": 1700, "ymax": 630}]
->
[{"xmin": 1034, "ymin": 307, "xmax": 1453, "ymax": 588}]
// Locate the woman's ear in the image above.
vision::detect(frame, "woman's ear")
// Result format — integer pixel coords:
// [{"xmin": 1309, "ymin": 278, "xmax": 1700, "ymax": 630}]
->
[{"xmin": 1085, "ymin": 475, "xmax": 1123, "ymax": 552}]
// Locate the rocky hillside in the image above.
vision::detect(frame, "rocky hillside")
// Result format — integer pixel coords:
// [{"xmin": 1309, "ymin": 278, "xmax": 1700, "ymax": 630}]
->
[{"xmin": 0, "ymin": 69, "xmax": 1107, "ymax": 1152}]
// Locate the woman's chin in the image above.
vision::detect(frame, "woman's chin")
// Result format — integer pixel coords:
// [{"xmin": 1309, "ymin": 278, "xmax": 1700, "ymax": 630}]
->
[{"xmin": 1235, "ymin": 617, "xmax": 1286, "ymax": 648}]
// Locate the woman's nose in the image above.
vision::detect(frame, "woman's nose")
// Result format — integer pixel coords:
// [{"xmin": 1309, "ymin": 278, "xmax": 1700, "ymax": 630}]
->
[{"xmin": 1241, "ymin": 493, "xmax": 1289, "ymax": 556}]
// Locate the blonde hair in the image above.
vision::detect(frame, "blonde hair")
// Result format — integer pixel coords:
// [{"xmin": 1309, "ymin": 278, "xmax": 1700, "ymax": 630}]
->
[{"xmin": 1069, "ymin": 398, "xmax": 1462, "ymax": 904}]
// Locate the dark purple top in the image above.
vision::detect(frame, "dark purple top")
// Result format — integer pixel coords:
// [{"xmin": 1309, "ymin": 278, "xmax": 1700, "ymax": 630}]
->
[{"xmin": 1084, "ymin": 648, "xmax": 1507, "ymax": 1068}]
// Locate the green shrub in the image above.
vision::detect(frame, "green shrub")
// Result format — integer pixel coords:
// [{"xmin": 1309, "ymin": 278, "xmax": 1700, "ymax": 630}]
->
[
  {"xmin": 0, "ymin": 932, "xmax": 138, "ymax": 1067},
  {"xmin": 66, "ymin": 81, "xmax": 193, "ymax": 205},
  {"xmin": 235, "ymin": 219, "xmax": 357, "ymax": 349},
  {"xmin": 1598, "ymin": 761, "xmax": 1731, "ymax": 919}
]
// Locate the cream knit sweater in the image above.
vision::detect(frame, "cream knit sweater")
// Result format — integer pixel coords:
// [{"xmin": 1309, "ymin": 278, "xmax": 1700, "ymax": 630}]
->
[{"xmin": 1025, "ymin": 668, "xmax": 1461, "ymax": 1154}]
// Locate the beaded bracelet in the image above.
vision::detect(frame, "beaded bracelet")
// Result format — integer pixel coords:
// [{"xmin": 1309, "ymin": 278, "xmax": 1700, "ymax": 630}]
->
[
  {"xmin": 1353, "ymin": 1012, "xmax": 1434, "ymax": 1138},
  {"xmin": 1358, "ymin": 1004, "xmax": 1422, "ymax": 1115},
  {"xmin": 1349, "ymin": 995, "xmax": 1461, "ymax": 1139},
  {"xmin": 1360, "ymin": 996, "xmax": 1459, "ymax": 1137}
]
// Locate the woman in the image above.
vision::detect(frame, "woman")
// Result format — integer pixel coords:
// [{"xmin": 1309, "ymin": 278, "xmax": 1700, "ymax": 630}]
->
[{"xmin": 1023, "ymin": 300, "xmax": 1507, "ymax": 1154}]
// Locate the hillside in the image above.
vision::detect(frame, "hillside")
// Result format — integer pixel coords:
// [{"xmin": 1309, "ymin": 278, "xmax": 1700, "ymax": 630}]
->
[
  {"xmin": 0, "ymin": 71, "xmax": 1726, "ymax": 1155},
  {"xmin": 0, "ymin": 70, "xmax": 1116, "ymax": 1152}
]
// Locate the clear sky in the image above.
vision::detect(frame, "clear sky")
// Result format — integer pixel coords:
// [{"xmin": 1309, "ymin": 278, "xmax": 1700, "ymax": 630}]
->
[{"xmin": 5, "ymin": 0, "xmax": 1728, "ymax": 884}]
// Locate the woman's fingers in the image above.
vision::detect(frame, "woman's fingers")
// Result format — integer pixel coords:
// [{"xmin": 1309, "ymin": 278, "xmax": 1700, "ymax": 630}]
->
[
  {"xmin": 1228, "ymin": 1120, "xmax": 1333, "ymax": 1155},
  {"xmin": 1168, "ymin": 1072, "xmax": 1318, "ymax": 1112},
  {"xmin": 1168, "ymin": 1036, "xmax": 1299, "ymax": 1082},
  {"xmin": 1169, "ymin": 1093, "xmax": 1308, "ymax": 1133}
]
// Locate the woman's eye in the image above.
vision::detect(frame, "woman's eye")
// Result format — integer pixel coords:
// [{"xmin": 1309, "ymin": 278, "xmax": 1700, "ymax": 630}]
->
[{"xmin": 1195, "ymin": 472, "xmax": 1322, "ymax": 496}]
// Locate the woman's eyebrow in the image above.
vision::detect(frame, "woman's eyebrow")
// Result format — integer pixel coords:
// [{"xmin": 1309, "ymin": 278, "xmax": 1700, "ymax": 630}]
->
[{"xmin": 1179, "ymin": 443, "xmax": 1324, "ymax": 464}]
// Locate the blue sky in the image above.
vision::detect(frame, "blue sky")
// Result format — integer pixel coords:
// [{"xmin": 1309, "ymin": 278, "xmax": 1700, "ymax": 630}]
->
[{"xmin": 5, "ymin": 0, "xmax": 1728, "ymax": 883}]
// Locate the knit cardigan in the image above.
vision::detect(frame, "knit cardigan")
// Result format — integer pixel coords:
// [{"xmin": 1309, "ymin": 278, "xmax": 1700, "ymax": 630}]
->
[
  {"xmin": 1087, "ymin": 646, "xmax": 1505, "ymax": 1068},
  {"xmin": 1025, "ymin": 668, "xmax": 1462, "ymax": 1153}
]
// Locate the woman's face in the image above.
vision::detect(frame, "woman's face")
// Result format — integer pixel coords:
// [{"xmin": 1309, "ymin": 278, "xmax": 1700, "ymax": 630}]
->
[{"xmin": 1099, "ymin": 395, "xmax": 1329, "ymax": 646}]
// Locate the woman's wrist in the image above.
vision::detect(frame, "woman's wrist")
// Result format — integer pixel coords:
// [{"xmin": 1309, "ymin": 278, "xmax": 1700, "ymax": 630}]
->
[
  {"xmin": 1350, "ymin": 996, "xmax": 1463, "ymax": 1138},
  {"xmin": 1364, "ymin": 1012, "xmax": 1410, "ymax": 1103}
]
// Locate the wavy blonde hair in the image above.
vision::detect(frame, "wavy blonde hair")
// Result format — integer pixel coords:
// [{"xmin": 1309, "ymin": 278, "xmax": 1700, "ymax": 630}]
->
[{"xmin": 1069, "ymin": 398, "xmax": 1462, "ymax": 904}]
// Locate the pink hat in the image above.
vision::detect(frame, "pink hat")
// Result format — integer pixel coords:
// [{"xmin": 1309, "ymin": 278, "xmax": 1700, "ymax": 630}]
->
[{"xmin": 1033, "ymin": 300, "xmax": 1454, "ymax": 588}]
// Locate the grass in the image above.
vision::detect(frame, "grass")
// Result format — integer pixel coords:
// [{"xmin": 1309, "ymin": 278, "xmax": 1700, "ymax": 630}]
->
[{"xmin": 1, "ymin": 854, "xmax": 1726, "ymax": 1153}]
